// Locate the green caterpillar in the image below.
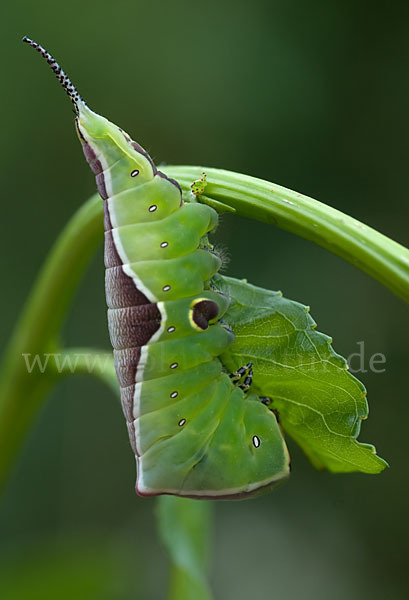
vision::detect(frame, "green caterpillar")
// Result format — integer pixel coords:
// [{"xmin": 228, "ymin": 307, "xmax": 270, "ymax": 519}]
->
[{"xmin": 24, "ymin": 37, "xmax": 290, "ymax": 499}]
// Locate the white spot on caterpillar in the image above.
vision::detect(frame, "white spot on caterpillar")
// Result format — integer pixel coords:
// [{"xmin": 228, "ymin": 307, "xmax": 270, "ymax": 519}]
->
[
  {"xmin": 163, "ymin": 285, "xmax": 171, "ymax": 292},
  {"xmin": 130, "ymin": 169, "xmax": 140, "ymax": 177},
  {"xmin": 149, "ymin": 205, "xmax": 157, "ymax": 212},
  {"xmin": 167, "ymin": 326, "xmax": 175, "ymax": 333},
  {"xmin": 252, "ymin": 435, "xmax": 261, "ymax": 448},
  {"xmin": 160, "ymin": 241, "xmax": 168, "ymax": 248},
  {"xmin": 170, "ymin": 362, "xmax": 178, "ymax": 369},
  {"xmin": 178, "ymin": 418, "xmax": 186, "ymax": 427},
  {"xmin": 170, "ymin": 391, "xmax": 178, "ymax": 399}
]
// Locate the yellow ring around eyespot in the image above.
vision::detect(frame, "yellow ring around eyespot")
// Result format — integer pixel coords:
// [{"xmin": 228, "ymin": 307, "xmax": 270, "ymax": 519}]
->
[{"xmin": 188, "ymin": 297, "xmax": 211, "ymax": 331}]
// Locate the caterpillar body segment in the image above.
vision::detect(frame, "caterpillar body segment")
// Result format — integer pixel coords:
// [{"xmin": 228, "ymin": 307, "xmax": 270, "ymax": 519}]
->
[{"xmin": 24, "ymin": 38, "xmax": 290, "ymax": 499}]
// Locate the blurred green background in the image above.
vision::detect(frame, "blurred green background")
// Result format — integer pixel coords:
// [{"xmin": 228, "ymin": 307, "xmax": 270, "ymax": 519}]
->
[{"xmin": 1, "ymin": 0, "xmax": 408, "ymax": 598}]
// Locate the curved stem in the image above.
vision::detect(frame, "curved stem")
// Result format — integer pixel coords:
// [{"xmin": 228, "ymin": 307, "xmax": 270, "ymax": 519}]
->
[
  {"xmin": 161, "ymin": 166, "xmax": 409, "ymax": 303},
  {"xmin": 0, "ymin": 194, "xmax": 102, "ymax": 488},
  {"xmin": 49, "ymin": 347, "xmax": 118, "ymax": 397},
  {"xmin": 157, "ymin": 496, "xmax": 213, "ymax": 600}
]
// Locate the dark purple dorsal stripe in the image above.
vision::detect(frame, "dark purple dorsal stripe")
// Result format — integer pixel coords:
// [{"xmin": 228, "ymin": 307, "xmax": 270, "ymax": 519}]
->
[
  {"xmin": 114, "ymin": 347, "xmax": 142, "ymax": 387},
  {"xmin": 157, "ymin": 170, "xmax": 182, "ymax": 195},
  {"xmin": 95, "ymin": 173, "xmax": 108, "ymax": 200},
  {"xmin": 103, "ymin": 200, "xmax": 113, "ymax": 231},
  {"xmin": 131, "ymin": 141, "xmax": 158, "ymax": 175},
  {"xmin": 108, "ymin": 305, "xmax": 161, "ymax": 350},
  {"xmin": 104, "ymin": 230, "xmax": 122, "ymax": 268},
  {"xmin": 76, "ymin": 120, "xmax": 109, "ymax": 201},
  {"xmin": 120, "ymin": 384, "xmax": 136, "ymax": 422},
  {"xmin": 130, "ymin": 140, "xmax": 182, "ymax": 198},
  {"xmin": 105, "ymin": 266, "xmax": 152, "ymax": 308},
  {"xmin": 81, "ymin": 141, "xmax": 102, "ymax": 175},
  {"xmin": 126, "ymin": 421, "xmax": 137, "ymax": 454}
]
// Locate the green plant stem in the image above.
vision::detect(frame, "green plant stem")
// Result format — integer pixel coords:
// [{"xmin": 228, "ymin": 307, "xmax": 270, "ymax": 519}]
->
[
  {"xmin": 0, "ymin": 194, "xmax": 102, "ymax": 489},
  {"xmin": 157, "ymin": 496, "xmax": 213, "ymax": 600},
  {"xmin": 50, "ymin": 348, "xmax": 119, "ymax": 397},
  {"xmin": 161, "ymin": 166, "xmax": 409, "ymax": 303}
]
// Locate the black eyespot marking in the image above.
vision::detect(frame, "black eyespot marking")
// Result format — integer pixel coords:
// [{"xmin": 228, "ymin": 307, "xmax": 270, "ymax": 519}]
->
[
  {"xmin": 170, "ymin": 362, "xmax": 178, "ymax": 369},
  {"xmin": 163, "ymin": 285, "xmax": 171, "ymax": 292},
  {"xmin": 170, "ymin": 391, "xmax": 178, "ymax": 399},
  {"xmin": 149, "ymin": 205, "xmax": 157, "ymax": 212},
  {"xmin": 178, "ymin": 418, "xmax": 186, "ymax": 427},
  {"xmin": 167, "ymin": 326, "xmax": 176, "ymax": 333},
  {"xmin": 192, "ymin": 299, "xmax": 219, "ymax": 330},
  {"xmin": 130, "ymin": 169, "xmax": 140, "ymax": 177},
  {"xmin": 252, "ymin": 435, "xmax": 261, "ymax": 448},
  {"xmin": 160, "ymin": 241, "xmax": 168, "ymax": 248}
]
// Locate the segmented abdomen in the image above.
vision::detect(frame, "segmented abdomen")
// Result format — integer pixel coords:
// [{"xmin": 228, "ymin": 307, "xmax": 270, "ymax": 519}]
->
[
  {"xmin": 81, "ymin": 134, "xmax": 240, "ymax": 493},
  {"xmin": 78, "ymin": 126, "xmax": 289, "ymax": 499}
]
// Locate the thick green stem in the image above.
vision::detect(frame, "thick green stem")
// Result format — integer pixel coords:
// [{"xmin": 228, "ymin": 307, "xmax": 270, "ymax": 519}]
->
[
  {"xmin": 162, "ymin": 166, "xmax": 409, "ymax": 303},
  {"xmin": 50, "ymin": 348, "xmax": 118, "ymax": 397},
  {"xmin": 0, "ymin": 194, "xmax": 102, "ymax": 488},
  {"xmin": 157, "ymin": 496, "xmax": 213, "ymax": 600}
]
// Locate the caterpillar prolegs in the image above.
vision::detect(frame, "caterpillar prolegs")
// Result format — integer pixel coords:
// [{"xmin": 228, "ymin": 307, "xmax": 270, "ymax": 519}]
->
[{"xmin": 24, "ymin": 38, "xmax": 290, "ymax": 499}]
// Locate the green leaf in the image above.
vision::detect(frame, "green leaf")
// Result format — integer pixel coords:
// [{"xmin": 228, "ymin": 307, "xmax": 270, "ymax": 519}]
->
[
  {"xmin": 215, "ymin": 275, "xmax": 388, "ymax": 475},
  {"xmin": 157, "ymin": 496, "xmax": 213, "ymax": 600}
]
